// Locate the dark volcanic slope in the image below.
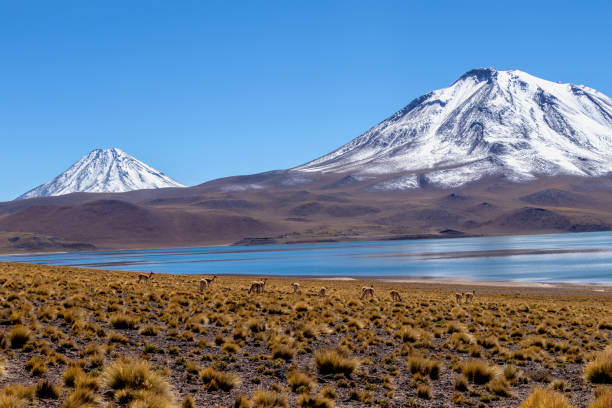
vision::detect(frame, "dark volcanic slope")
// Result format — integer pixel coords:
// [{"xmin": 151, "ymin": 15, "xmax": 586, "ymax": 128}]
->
[{"xmin": 1, "ymin": 171, "xmax": 612, "ymax": 253}]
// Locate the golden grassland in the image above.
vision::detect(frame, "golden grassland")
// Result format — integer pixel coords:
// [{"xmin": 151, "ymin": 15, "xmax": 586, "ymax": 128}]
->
[{"xmin": 0, "ymin": 262, "xmax": 611, "ymax": 407}]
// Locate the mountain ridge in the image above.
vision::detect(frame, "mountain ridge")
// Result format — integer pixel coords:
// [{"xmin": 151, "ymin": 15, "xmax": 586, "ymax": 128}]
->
[{"xmin": 295, "ymin": 68, "xmax": 612, "ymax": 188}]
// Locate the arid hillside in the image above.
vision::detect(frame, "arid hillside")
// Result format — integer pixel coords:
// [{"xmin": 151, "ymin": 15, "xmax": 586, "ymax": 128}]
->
[{"xmin": 2, "ymin": 171, "xmax": 612, "ymax": 253}]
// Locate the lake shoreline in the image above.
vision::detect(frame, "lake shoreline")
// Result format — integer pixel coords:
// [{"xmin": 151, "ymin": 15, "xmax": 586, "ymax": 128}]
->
[
  {"xmin": 0, "ymin": 229, "xmax": 599, "ymax": 256},
  {"xmin": 2, "ymin": 231, "xmax": 611, "ymax": 285}
]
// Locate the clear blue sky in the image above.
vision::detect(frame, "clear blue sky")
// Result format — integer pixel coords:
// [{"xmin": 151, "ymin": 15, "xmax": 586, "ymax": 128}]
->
[{"xmin": 1, "ymin": 1, "xmax": 611, "ymax": 201}]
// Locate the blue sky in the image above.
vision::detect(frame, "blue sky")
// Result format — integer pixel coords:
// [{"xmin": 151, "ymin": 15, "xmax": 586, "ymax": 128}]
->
[{"xmin": 1, "ymin": 1, "xmax": 611, "ymax": 201}]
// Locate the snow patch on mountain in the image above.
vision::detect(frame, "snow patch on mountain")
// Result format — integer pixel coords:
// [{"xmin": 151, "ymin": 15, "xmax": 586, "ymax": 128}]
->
[
  {"xmin": 295, "ymin": 68, "xmax": 612, "ymax": 188},
  {"xmin": 373, "ymin": 174, "xmax": 420, "ymax": 190},
  {"xmin": 218, "ymin": 183, "xmax": 264, "ymax": 192},
  {"xmin": 17, "ymin": 148, "xmax": 185, "ymax": 200}
]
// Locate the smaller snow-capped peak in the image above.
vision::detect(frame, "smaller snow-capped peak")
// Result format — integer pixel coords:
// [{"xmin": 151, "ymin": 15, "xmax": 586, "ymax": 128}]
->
[{"xmin": 17, "ymin": 148, "xmax": 185, "ymax": 200}]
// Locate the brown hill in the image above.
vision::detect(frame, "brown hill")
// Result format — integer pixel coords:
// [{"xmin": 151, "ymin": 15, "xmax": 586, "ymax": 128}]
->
[{"xmin": 1, "ymin": 171, "xmax": 612, "ymax": 253}]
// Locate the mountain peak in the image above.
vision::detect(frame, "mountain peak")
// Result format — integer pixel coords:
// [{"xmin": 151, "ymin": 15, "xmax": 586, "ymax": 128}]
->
[
  {"xmin": 295, "ymin": 69, "xmax": 612, "ymax": 188},
  {"xmin": 17, "ymin": 148, "xmax": 185, "ymax": 200},
  {"xmin": 455, "ymin": 67, "xmax": 498, "ymax": 84}
]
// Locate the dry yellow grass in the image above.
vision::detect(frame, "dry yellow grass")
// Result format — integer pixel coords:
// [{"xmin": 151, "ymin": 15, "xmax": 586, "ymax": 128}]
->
[
  {"xmin": 0, "ymin": 261, "xmax": 610, "ymax": 407},
  {"xmin": 585, "ymin": 346, "xmax": 612, "ymax": 384},
  {"xmin": 518, "ymin": 387, "xmax": 573, "ymax": 408}
]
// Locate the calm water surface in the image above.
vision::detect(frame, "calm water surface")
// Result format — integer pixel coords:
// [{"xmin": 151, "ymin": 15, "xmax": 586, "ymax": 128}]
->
[{"xmin": 1, "ymin": 232, "xmax": 612, "ymax": 284}]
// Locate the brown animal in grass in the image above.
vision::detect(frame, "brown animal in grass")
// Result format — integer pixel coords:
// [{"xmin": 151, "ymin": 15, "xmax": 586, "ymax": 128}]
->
[
  {"xmin": 259, "ymin": 278, "xmax": 268, "ymax": 292},
  {"xmin": 464, "ymin": 290, "xmax": 475, "ymax": 303},
  {"xmin": 248, "ymin": 281, "xmax": 261, "ymax": 294},
  {"xmin": 455, "ymin": 292, "xmax": 463, "ymax": 304},
  {"xmin": 248, "ymin": 278, "xmax": 267, "ymax": 294},
  {"xmin": 318, "ymin": 287, "xmax": 327, "ymax": 297},
  {"xmin": 291, "ymin": 282, "xmax": 300, "ymax": 293},
  {"xmin": 390, "ymin": 290, "xmax": 402, "ymax": 302},
  {"xmin": 137, "ymin": 271, "xmax": 153, "ymax": 284},
  {"xmin": 200, "ymin": 275, "xmax": 217, "ymax": 292},
  {"xmin": 199, "ymin": 279, "xmax": 208, "ymax": 292},
  {"xmin": 360, "ymin": 286, "xmax": 375, "ymax": 300}
]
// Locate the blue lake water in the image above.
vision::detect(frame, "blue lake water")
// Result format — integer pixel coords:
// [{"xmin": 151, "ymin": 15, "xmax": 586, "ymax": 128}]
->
[{"xmin": 1, "ymin": 232, "xmax": 612, "ymax": 284}]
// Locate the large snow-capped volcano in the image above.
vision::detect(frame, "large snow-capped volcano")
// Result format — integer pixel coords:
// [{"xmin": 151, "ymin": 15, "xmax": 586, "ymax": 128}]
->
[
  {"xmin": 18, "ymin": 148, "xmax": 185, "ymax": 200},
  {"xmin": 295, "ymin": 68, "xmax": 612, "ymax": 187}
]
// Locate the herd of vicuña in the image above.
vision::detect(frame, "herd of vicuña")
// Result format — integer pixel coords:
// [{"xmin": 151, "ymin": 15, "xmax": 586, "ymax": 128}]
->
[
  {"xmin": 455, "ymin": 290, "xmax": 476, "ymax": 304},
  {"xmin": 139, "ymin": 272, "xmax": 476, "ymax": 303}
]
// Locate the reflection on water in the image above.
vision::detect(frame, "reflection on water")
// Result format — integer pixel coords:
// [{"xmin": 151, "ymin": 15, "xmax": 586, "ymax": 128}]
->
[{"xmin": 1, "ymin": 232, "xmax": 612, "ymax": 284}]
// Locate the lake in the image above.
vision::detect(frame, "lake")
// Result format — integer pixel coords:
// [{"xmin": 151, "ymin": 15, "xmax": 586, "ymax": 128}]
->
[{"xmin": 1, "ymin": 231, "xmax": 612, "ymax": 284}]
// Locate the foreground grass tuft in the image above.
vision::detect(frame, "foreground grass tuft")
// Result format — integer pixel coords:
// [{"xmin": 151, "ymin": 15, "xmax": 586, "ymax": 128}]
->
[
  {"xmin": 104, "ymin": 358, "xmax": 175, "ymax": 406},
  {"xmin": 7, "ymin": 326, "xmax": 30, "ymax": 349},
  {"xmin": 315, "ymin": 349, "xmax": 360, "ymax": 376},
  {"xmin": 251, "ymin": 389, "xmax": 288, "ymax": 408},
  {"xmin": 460, "ymin": 360, "xmax": 498, "ymax": 384},
  {"xmin": 297, "ymin": 393, "xmax": 334, "ymax": 408},
  {"xmin": 585, "ymin": 347, "xmax": 612, "ymax": 384},
  {"xmin": 589, "ymin": 386, "xmax": 612, "ymax": 408},
  {"xmin": 199, "ymin": 367, "xmax": 241, "ymax": 391},
  {"xmin": 518, "ymin": 387, "xmax": 572, "ymax": 408}
]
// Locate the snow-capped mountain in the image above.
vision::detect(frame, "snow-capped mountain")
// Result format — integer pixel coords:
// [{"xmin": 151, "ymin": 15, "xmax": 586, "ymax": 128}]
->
[
  {"xmin": 295, "ymin": 68, "xmax": 612, "ymax": 188},
  {"xmin": 17, "ymin": 148, "xmax": 185, "ymax": 200}
]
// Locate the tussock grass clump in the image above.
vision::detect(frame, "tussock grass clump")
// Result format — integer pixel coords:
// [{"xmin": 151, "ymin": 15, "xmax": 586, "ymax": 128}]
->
[
  {"xmin": 222, "ymin": 342, "xmax": 241, "ymax": 354},
  {"xmin": 300, "ymin": 324, "xmax": 317, "ymax": 339},
  {"xmin": 108, "ymin": 331, "xmax": 129, "ymax": 343},
  {"xmin": 297, "ymin": 393, "xmax": 334, "ymax": 408},
  {"xmin": 454, "ymin": 374, "xmax": 469, "ymax": 391},
  {"xmin": 251, "ymin": 389, "xmax": 288, "ymax": 407},
  {"xmin": 503, "ymin": 365, "xmax": 522, "ymax": 384},
  {"xmin": 35, "ymin": 379, "xmax": 60, "ymax": 399},
  {"xmin": 349, "ymin": 389, "xmax": 373, "ymax": 403},
  {"xmin": 182, "ymin": 395, "xmax": 196, "ymax": 408},
  {"xmin": 395, "ymin": 327, "xmax": 420, "ymax": 343},
  {"xmin": 287, "ymin": 370, "xmax": 315, "ymax": 393},
  {"xmin": 271, "ymin": 344, "xmax": 295, "ymax": 361},
  {"xmin": 589, "ymin": 386, "xmax": 612, "ymax": 408},
  {"xmin": 598, "ymin": 320, "xmax": 612, "ymax": 330},
  {"xmin": 7, "ymin": 326, "xmax": 30, "ymax": 349},
  {"xmin": 518, "ymin": 387, "xmax": 572, "ymax": 408},
  {"xmin": 109, "ymin": 314, "xmax": 139, "ymax": 330},
  {"xmin": 0, "ymin": 384, "xmax": 34, "ymax": 408},
  {"xmin": 446, "ymin": 332, "xmax": 475, "ymax": 351},
  {"xmin": 74, "ymin": 374, "xmax": 100, "ymax": 393},
  {"xmin": 1, "ymin": 385, "xmax": 34, "ymax": 401},
  {"xmin": 139, "ymin": 325, "xmax": 159, "ymax": 336},
  {"xmin": 62, "ymin": 388, "xmax": 99, "ymax": 408},
  {"xmin": 486, "ymin": 376, "xmax": 510, "ymax": 396},
  {"xmin": 103, "ymin": 358, "xmax": 175, "ymax": 406},
  {"xmin": 320, "ymin": 386, "xmax": 336, "ymax": 399},
  {"xmin": 199, "ymin": 367, "xmax": 241, "ymax": 391},
  {"xmin": 0, "ymin": 394, "xmax": 26, "ymax": 408},
  {"xmin": 25, "ymin": 356, "xmax": 47, "ymax": 376},
  {"xmin": 294, "ymin": 302, "xmax": 310, "ymax": 312},
  {"xmin": 407, "ymin": 355, "xmax": 442, "ymax": 380},
  {"xmin": 460, "ymin": 360, "xmax": 498, "ymax": 384},
  {"xmin": 416, "ymin": 384, "xmax": 432, "ymax": 399},
  {"xmin": 315, "ymin": 349, "xmax": 359, "ymax": 376},
  {"xmin": 246, "ymin": 319, "xmax": 266, "ymax": 333},
  {"xmin": 234, "ymin": 395, "xmax": 252, "ymax": 408},
  {"xmin": 63, "ymin": 365, "xmax": 84, "ymax": 387},
  {"xmin": 585, "ymin": 347, "xmax": 612, "ymax": 384}
]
